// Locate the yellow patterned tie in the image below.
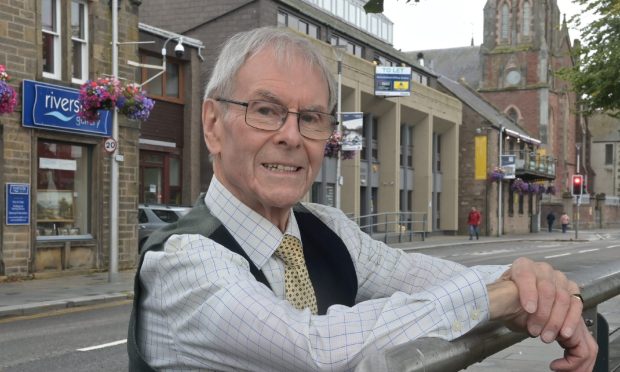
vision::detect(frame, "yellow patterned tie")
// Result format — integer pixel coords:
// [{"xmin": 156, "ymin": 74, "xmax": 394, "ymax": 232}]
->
[{"xmin": 274, "ymin": 234, "xmax": 318, "ymax": 314}]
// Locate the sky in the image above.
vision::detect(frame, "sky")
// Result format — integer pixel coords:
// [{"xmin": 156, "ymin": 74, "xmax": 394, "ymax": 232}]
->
[{"xmin": 382, "ymin": 0, "xmax": 591, "ymax": 52}]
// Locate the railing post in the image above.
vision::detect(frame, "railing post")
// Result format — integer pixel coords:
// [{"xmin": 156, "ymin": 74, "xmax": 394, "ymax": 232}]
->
[{"xmin": 422, "ymin": 213, "xmax": 426, "ymax": 241}]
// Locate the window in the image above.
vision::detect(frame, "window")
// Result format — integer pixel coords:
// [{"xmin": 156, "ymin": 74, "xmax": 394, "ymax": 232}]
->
[
  {"xmin": 501, "ymin": 2, "xmax": 510, "ymax": 41},
  {"xmin": 36, "ymin": 140, "xmax": 92, "ymax": 239},
  {"xmin": 140, "ymin": 54, "xmax": 183, "ymax": 102},
  {"xmin": 522, "ymin": 1, "xmax": 531, "ymax": 36},
  {"xmin": 42, "ymin": 0, "xmax": 61, "ymax": 79},
  {"xmin": 331, "ymin": 35, "xmax": 363, "ymax": 58},
  {"xmin": 277, "ymin": 10, "xmax": 319, "ymax": 39},
  {"xmin": 71, "ymin": 0, "xmax": 88, "ymax": 83},
  {"xmin": 605, "ymin": 144, "xmax": 614, "ymax": 165}
]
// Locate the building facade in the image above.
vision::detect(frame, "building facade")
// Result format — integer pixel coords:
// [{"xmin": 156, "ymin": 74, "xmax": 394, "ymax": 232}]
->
[
  {"xmin": 0, "ymin": 0, "xmax": 142, "ymax": 276},
  {"xmin": 136, "ymin": 23, "xmax": 205, "ymax": 207},
  {"xmin": 140, "ymin": 0, "xmax": 465, "ymax": 235}
]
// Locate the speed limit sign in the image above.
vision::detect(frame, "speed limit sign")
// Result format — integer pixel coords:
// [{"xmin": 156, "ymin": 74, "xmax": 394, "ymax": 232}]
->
[{"xmin": 104, "ymin": 138, "xmax": 117, "ymax": 153}]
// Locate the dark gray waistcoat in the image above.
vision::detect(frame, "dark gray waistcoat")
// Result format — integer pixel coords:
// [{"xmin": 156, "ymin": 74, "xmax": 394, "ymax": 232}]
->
[{"xmin": 127, "ymin": 196, "xmax": 357, "ymax": 371}]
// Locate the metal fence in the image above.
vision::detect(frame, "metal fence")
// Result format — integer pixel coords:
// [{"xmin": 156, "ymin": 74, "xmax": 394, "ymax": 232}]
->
[
  {"xmin": 351, "ymin": 211, "xmax": 428, "ymax": 243},
  {"xmin": 355, "ymin": 270, "xmax": 620, "ymax": 372}
]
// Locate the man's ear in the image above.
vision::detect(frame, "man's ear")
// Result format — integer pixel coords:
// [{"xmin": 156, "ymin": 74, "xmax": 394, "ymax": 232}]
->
[{"xmin": 202, "ymin": 99, "xmax": 222, "ymax": 155}]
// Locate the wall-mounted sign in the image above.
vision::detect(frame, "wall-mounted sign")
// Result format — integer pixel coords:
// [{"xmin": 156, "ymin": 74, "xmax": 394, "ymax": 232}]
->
[
  {"xmin": 6, "ymin": 183, "xmax": 30, "ymax": 225},
  {"xmin": 501, "ymin": 154, "xmax": 516, "ymax": 179},
  {"xmin": 374, "ymin": 66, "xmax": 412, "ymax": 97},
  {"xmin": 341, "ymin": 112, "xmax": 363, "ymax": 151},
  {"xmin": 22, "ymin": 80, "xmax": 112, "ymax": 137}
]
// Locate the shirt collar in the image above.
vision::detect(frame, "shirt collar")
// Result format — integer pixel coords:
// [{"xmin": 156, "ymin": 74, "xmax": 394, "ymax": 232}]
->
[{"xmin": 204, "ymin": 176, "xmax": 301, "ymax": 269}]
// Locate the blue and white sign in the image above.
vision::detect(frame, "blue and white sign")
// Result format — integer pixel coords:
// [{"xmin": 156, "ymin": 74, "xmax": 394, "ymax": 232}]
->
[
  {"xmin": 501, "ymin": 154, "xmax": 516, "ymax": 179},
  {"xmin": 6, "ymin": 183, "xmax": 30, "ymax": 225},
  {"xmin": 22, "ymin": 80, "xmax": 112, "ymax": 137},
  {"xmin": 374, "ymin": 66, "xmax": 412, "ymax": 97}
]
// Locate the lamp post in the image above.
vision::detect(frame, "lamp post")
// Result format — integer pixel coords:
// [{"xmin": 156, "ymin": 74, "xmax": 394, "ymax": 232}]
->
[
  {"xmin": 497, "ymin": 126, "xmax": 504, "ymax": 237},
  {"xmin": 109, "ymin": 0, "xmax": 120, "ymax": 282},
  {"xmin": 333, "ymin": 45, "xmax": 346, "ymax": 210}
]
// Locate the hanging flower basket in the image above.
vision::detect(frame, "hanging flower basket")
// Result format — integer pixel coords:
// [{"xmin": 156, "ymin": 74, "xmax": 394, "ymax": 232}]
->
[
  {"xmin": 324, "ymin": 130, "xmax": 358, "ymax": 160},
  {"xmin": 78, "ymin": 77, "xmax": 121, "ymax": 122},
  {"xmin": 489, "ymin": 166, "xmax": 505, "ymax": 182},
  {"xmin": 116, "ymin": 83, "xmax": 155, "ymax": 121},
  {"xmin": 0, "ymin": 65, "xmax": 17, "ymax": 115},
  {"xmin": 77, "ymin": 78, "xmax": 155, "ymax": 123},
  {"xmin": 511, "ymin": 178, "xmax": 529, "ymax": 194}
]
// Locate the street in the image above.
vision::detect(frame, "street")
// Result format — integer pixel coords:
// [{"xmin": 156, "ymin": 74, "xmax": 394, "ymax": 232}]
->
[
  {"xmin": 0, "ymin": 301, "xmax": 132, "ymax": 372},
  {"xmin": 1, "ymin": 235, "xmax": 619, "ymax": 371}
]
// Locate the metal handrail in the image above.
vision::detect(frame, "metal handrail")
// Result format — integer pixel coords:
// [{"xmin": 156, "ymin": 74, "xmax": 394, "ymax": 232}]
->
[
  {"xmin": 355, "ymin": 270, "xmax": 620, "ymax": 372},
  {"xmin": 352, "ymin": 211, "xmax": 428, "ymax": 242}
]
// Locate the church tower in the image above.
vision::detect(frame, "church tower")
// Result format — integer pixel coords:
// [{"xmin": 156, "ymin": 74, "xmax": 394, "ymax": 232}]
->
[{"xmin": 478, "ymin": 0, "xmax": 582, "ymax": 195}]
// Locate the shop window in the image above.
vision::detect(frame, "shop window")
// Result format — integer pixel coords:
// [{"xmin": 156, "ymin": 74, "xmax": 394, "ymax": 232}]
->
[
  {"xmin": 42, "ymin": 0, "xmax": 61, "ymax": 79},
  {"xmin": 36, "ymin": 140, "xmax": 92, "ymax": 239},
  {"xmin": 140, "ymin": 54, "xmax": 184, "ymax": 103},
  {"xmin": 71, "ymin": 0, "xmax": 89, "ymax": 83}
]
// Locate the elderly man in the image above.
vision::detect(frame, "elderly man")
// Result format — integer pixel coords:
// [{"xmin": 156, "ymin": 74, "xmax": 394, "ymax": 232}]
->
[{"xmin": 128, "ymin": 27, "xmax": 596, "ymax": 371}]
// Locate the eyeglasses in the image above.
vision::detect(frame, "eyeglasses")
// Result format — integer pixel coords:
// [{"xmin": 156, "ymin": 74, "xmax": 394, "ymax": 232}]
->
[{"xmin": 215, "ymin": 98, "xmax": 336, "ymax": 140}]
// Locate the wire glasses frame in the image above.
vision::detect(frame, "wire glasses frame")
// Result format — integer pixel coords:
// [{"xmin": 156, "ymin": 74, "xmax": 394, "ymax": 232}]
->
[{"xmin": 215, "ymin": 98, "xmax": 336, "ymax": 140}]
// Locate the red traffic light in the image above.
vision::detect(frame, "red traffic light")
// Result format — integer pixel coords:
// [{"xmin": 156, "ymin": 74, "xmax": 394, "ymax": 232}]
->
[{"xmin": 572, "ymin": 175, "xmax": 584, "ymax": 196}]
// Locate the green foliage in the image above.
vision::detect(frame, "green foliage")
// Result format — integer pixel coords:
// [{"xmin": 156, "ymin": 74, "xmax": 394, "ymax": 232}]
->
[
  {"xmin": 363, "ymin": 0, "xmax": 419, "ymax": 14},
  {"xmin": 558, "ymin": 0, "xmax": 620, "ymax": 117}
]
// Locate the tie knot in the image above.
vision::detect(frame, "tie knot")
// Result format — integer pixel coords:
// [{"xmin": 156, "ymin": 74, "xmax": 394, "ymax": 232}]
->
[{"xmin": 275, "ymin": 234, "xmax": 305, "ymax": 267}]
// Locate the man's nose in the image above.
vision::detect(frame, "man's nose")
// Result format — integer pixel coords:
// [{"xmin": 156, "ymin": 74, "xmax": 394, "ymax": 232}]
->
[{"xmin": 277, "ymin": 112, "xmax": 304, "ymax": 143}]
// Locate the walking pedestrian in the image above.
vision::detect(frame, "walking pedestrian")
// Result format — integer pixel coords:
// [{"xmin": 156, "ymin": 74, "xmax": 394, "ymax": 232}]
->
[
  {"xmin": 546, "ymin": 211, "xmax": 556, "ymax": 232},
  {"xmin": 560, "ymin": 212, "xmax": 570, "ymax": 233},
  {"xmin": 467, "ymin": 207, "xmax": 481, "ymax": 240}
]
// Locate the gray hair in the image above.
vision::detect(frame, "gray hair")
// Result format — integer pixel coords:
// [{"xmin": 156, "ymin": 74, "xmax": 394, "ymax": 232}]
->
[{"xmin": 204, "ymin": 26, "xmax": 337, "ymax": 113}]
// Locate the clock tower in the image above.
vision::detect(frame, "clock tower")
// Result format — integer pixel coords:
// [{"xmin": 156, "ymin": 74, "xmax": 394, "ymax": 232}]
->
[{"xmin": 478, "ymin": 0, "xmax": 582, "ymax": 195}]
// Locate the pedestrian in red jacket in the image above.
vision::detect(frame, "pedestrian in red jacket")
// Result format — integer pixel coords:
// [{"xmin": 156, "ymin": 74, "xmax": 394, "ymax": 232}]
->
[{"xmin": 468, "ymin": 207, "xmax": 481, "ymax": 240}]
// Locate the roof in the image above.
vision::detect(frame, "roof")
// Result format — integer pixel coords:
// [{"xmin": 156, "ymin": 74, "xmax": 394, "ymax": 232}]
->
[
  {"xmin": 438, "ymin": 75, "xmax": 540, "ymax": 144},
  {"xmin": 407, "ymin": 46, "xmax": 482, "ymax": 88}
]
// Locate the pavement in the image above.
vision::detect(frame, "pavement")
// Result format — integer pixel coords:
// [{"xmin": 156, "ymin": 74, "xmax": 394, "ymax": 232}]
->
[{"xmin": 1, "ymin": 229, "xmax": 619, "ymax": 370}]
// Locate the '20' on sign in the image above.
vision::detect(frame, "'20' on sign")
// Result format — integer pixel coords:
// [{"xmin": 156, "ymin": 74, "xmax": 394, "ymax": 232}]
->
[{"xmin": 104, "ymin": 138, "xmax": 117, "ymax": 153}]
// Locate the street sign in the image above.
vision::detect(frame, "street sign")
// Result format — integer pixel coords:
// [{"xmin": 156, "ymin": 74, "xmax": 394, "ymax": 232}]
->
[
  {"xmin": 500, "ymin": 154, "xmax": 516, "ymax": 179},
  {"xmin": 6, "ymin": 183, "xmax": 30, "ymax": 225},
  {"xmin": 104, "ymin": 137, "xmax": 117, "ymax": 153}
]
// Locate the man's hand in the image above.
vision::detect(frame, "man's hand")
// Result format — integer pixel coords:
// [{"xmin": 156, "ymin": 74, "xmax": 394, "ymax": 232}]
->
[{"xmin": 488, "ymin": 257, "xmax": 598, "ymax": 371}]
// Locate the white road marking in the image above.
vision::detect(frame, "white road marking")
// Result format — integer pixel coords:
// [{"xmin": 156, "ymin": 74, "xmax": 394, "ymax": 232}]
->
[
  {"xmin": 537, "ymin": 244, "xmax": 562, "ymax": 248},
  {"xmin": 607, "ymin": 245, "xmax": 620, "ymax": 249},
  {"xmin": 544, "ymin": 252, "xmax": 572, "ymax": 259},
  {"xmin": 470, "ymin": 249, "xmax": 512, "ymax": 256},
  {"xmin": 77, "ymin": 339, "xmax": 127, "ymax": 352},
  {"xmin": 579, "ymin": 248, "xmax": 599, "ymax": 253}
]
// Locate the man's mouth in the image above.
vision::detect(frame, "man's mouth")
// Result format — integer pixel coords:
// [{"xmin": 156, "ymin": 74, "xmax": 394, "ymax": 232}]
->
[{"xmin": 262, "ymin": 163, "xmax": 300, "ymax": 172}]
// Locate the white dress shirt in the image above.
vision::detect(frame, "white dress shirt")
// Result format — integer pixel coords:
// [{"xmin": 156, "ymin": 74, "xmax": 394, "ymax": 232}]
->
[{"xmin": 137, "ymin": 177, "xmax": 508, "ymax": 371}]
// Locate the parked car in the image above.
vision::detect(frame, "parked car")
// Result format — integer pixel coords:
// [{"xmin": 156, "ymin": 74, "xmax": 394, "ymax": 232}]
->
[{"xmin": 138, "ymin": 204, "xmax": 191, "ymax": 249}]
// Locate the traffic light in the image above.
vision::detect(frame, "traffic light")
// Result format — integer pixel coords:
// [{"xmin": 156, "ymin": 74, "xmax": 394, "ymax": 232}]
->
[{"xmin": 572, "ymin": 174, "xmax": 584, "ymax": 196}]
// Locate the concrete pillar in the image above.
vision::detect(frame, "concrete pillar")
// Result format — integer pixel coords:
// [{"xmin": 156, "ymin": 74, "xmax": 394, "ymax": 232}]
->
[
  {"xmin": 440, "ymin": 120, "xmax": 459, "ymax": 232},
  {"xmin": 413, "ymin": 115, "xmax": 432, "ymax": 232},
  {"xmin": 341, "ymin": 80, "xmax": 361, "ymax": 217},
  {"xmin": 377, "ymin": 102, "xmax": 399, "ymax": 232}
]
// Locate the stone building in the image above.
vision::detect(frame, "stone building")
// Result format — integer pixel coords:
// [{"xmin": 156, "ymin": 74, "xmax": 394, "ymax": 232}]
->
[
  {"xmin": 140, "ymin": 0, "xmax": 465, "ymax": 234},
  {"xmin": 0, "ymin": 0, "xmax": 142, "ymax": 276},
  {"xmin": 409, "ymin": 0, "xmax": 586, "ymax": 234}
]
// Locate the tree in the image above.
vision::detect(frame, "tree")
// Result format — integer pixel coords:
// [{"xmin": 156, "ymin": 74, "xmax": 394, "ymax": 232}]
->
[
  {"xmin": 363, "ymin": 0, "xmax": 419, "ymax": 14},
  {"xmin": 559, "ymin": 0, "xmax": 620, "ymax": 117}
]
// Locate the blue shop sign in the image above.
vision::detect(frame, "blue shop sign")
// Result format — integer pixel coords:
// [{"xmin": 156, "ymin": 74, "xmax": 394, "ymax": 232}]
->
[
  {"xmin": 6, "ymin": 183, "xmax": 30, "ymax": 225},
  {"xmin": 22, "ymin": 80, "xmax": 112, "ymax": 137}
]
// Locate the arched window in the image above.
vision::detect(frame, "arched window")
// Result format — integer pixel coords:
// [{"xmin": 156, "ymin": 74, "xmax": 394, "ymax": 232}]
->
[
  {"xmin": 507, "ymin": 107, "xmax": 519, "ymax": 122},
  {"xmin": 522, "ymin": 1, "xmax": 531, "ymax": 36},
  {"xmin": 501, "ymin": 2, "xmax": 510, "ymax": 41}
]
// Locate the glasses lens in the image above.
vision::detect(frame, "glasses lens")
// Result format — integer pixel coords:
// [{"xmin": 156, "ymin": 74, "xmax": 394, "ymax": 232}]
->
[
  {"xmin": 299, "ymin": 112, "xmax": 335, "ymax": 140},
  {"xmin": 245, "ymin": 101, "xmax": 286, "ymax": 131}
]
